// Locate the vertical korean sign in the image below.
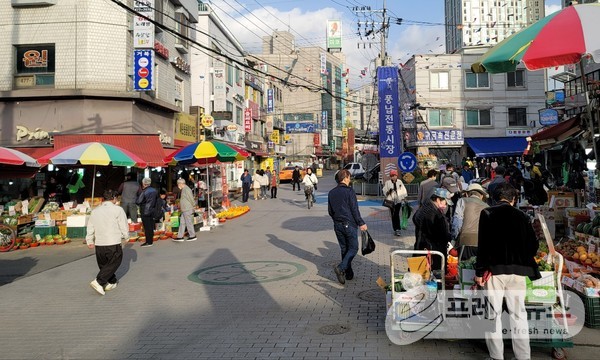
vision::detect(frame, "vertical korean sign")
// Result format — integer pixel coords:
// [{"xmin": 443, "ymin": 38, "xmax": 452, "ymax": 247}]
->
[
  {"xmin": 244, "ymin": 109, "xmax": 252, "ymax": 132},
  {"xmin": 378, "ymin": 66, "xmax": 400, "ymax": 158},
  {"xmin": 134, "ymin": 50, "xmax": 154, "ymax": 91},
  {"xmin": 133, "ymin": 0, "xmax": 154, "ymax": 49},
  {"xmin": 267, "ymin": 89, "xmax": 274, "ymax": 113}
]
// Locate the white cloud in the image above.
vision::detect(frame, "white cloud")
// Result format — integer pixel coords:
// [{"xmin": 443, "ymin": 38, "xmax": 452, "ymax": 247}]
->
[
  {"xmin": 389, "ymin": 25, "xmax": 446, "ymax": 65},
  {"xmin": 545, "ymin": 4, "xmax": 562, "ymax": 16}
]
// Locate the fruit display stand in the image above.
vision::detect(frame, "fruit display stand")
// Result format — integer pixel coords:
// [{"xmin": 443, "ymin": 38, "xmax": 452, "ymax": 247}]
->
[{"xmin": 33, "ymin": 226, "xmax": 58, "ymax": 238}]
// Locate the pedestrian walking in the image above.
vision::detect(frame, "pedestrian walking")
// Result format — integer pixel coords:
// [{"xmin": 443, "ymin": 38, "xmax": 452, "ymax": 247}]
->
[
  {"xmin": 265, "ymin": 166, "xmax": 272, "ymax": 192},
  {"xmin": 172, "ymin": 178, "xmax": 197, "ymax": 242},
  {"xmin": 86, "ymin": 189, "xmax": 129, "ymax": 295},
  {"xmin": 117, "ymin": 172, "xmax": 140, "ymax": 222},
  {"xmin": 328, "ymin": 169, "xmax": 368, "ymax": 285},
  {"xmin": 253, "ymin": 170, "xmax": 261, "ymax": 200},
  {"xmin": 270, "ymin": 170, "xmax": 279, "ymax": 199},
  {"xmin": 136, "ymin": 177, "xmax": 158, "ymax": 247},
  {"xmin": 240, "ymin": 169, "xmax": 252, "ymax": 203},
  {"xmin": 412, "ymin": 188, "xmax": 453, "ymax": 270},
  {"xmin": 475, "ymin": 182, "xmax": 540, "ymax": 360},
  {"xmin": 417, "ymin": 169, "xmax": 438, "ymax": 207},
  {"xmin": 292, "ymin": 166, "xmax": 302, "ymax": 191},
  {"xmin": 382, "ymin": 169, "xmax": 408, "ymax": 236}
]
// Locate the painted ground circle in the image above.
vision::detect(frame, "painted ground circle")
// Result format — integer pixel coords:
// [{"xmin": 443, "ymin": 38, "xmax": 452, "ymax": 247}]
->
[{"xmin": 189, "ymin": 261, "xmax": 307, "ymax": 285}]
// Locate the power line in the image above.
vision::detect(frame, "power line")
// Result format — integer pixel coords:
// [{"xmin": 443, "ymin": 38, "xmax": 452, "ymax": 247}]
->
[{"xmin": 109, "ymin": 0, "xmax": 374, "ymax": 107}]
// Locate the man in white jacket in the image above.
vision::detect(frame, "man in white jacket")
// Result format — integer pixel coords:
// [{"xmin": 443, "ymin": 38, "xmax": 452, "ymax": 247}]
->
[
  {"xmin": 382, "ymin": 169, "xmax": 408, "ymax": 236},
  {"xmin": 86, "ymin": 189, "xmax": 129, "ymax": 295}
]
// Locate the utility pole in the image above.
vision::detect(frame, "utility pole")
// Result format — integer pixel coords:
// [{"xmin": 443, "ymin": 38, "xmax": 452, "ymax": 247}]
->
[{"xmin": 353, "ymin": 1, "xmax": 390, "ymax": 67}]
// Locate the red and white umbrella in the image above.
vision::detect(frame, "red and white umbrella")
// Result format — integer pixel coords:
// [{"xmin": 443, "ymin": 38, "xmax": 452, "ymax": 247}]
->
[{"xmin": 0, "ymin": 147, "xmax": 39, "ymax": 167}]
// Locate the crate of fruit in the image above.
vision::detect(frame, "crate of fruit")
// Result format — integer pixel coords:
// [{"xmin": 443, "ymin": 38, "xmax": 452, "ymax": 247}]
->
[{"xmin": 17, "ymin": 214, "xmax": 34, "ymax": 225}]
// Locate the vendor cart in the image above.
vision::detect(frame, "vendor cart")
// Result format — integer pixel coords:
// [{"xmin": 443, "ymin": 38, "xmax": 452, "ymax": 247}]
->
[{"xmin": 386, "ymin": 246, "xmax": 577, "ymax": 359}]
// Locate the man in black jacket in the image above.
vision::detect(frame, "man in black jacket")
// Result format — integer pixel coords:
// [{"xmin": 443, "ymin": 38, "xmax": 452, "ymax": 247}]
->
[
  {"xmin": 136, "ymin": 177, "xmax": 158, "ymax": 247},
  {"xmin": 292, "ymin": 166, "xmax": 301, "ymax": 191},
  {"xmin": 328, "ymin": 169, "xmax": 368, "ymax": 285},
  {"xmin": 475, "ymin": 182, "xmax": 540, "ymax": 360}
]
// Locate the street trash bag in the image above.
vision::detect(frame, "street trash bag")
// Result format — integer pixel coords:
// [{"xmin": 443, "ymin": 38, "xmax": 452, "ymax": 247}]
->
[{"xmin": 361, "ymin": 230, "xmax": 376, "ymax": 255}]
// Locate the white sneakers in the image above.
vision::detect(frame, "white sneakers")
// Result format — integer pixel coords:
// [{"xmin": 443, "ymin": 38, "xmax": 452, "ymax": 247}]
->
[
  {"xmin": 90, "ymin": 279, "xmax": 105, "ymax": 295},
  {"xmin": 104, "ymin": 282, "xmax": 117, "ymax": 291}
]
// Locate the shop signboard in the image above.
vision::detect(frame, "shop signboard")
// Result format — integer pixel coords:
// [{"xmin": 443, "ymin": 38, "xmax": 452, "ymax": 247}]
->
[
  {"xmin": 270, "ymin": 130, "xmax": 279, "ymax": 143},
  {"xmin": 413, "ymin": 128, "xmax": 463, "ymax": 146},
  {"xmin": 285, "ymin": 122, "xmax": 316, "ymax": 133},
  {"xmin": 506, "ymin": 129, "xmax": 533, "ymax": 137},
  {"xmin": 378, "ymin": 67, "xmax": 400, "ymax": 158},
  {"xmin": 539, "ymin": 108, "xmax": 559, "ymax": 126},
  {"xmin": 320, "ymin": 53, "xmax": 327, "ymax": 75},
  {"xmin": 327, "ymin": 20, "xmax": 342, "ymax": 51},
  {"xmin": 174, "ymin": 113, "xmax": 197, "ymax": 143},
  {"xmin": 321, "ymin": 110, "xmax": 328, "ymax": 128},
  {"xmin": 267, "ymin": 89, "xmax": 274, "ymax": 113},
  {"xmin": 213, "ymin": 59, "xmax": 226, "ymax": 110},
  {"xmin": 244, "ymin": 109, "xmax": 252, "ymax": 132},
  {"xmin": 133, "ymin": 49, "xmax": 154, "ymax": 91},
  {"xmin": 133, "ymin": 0, "xmax": 154, "ymax": 48}
]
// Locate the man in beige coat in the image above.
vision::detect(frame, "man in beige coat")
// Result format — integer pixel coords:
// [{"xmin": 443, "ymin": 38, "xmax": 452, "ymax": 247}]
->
[
  {"xmin": 451, "ymin": 183, "xmax": 488, "ymax": 259},
  {"xmin": 172, "ymin": 178, "xmax": 197, "ymax": 242}
]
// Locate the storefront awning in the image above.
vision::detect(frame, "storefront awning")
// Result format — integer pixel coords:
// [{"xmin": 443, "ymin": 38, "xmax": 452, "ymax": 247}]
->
[
  {"xmin": 530, "ymin": 117, "xmax": 581, "ymax": 144},
  {"xmin": 14, "ymin": 147, "xmax": 55, "ymax": 159},
  {"xmin": 249, "ymin": 150, "xmax": 269, "ymax": 157},
  {"xmin": 53, "ymin": 134, "xmax": 166, "ymax": 167},
  {"xmin": 465, "ymin": 137, "xmax": 528, "ymax": 157}
]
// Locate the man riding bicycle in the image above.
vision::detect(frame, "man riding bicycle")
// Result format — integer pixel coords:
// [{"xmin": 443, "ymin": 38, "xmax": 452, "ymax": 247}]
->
[{"xmin": 302, "ymin": 168, "xmax": 318, "ymax": 203}]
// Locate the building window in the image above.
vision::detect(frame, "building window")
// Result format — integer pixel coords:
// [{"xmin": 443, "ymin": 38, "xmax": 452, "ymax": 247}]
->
[
  {"xmin": 154, "ymin": 0, "xmax": 164, "ymax": 25},
  {"xmin": 507, "ymin": 70, "xmax": 525, "ymax": 87},
  {"xmin": 430, "ymin": 72, "xmax": 449, "ymax": 90},
  {"xmin": 428, "ymin": 109, "xmax": 453, "ymax": 127},
  {"xmin": 14, "ymin": 44, "xmax": 55, "ymax": 89},
  {"xmin": 174, "ymin": 77, "xmax": 184, "ymax": 110},
  {"xmin": 508, "ymin": 107, "xmax": 527, "ymax": 127},
  {"xmin": 174, "ymin": 12, "xmax": 189, "ymax": 49},
  {"xmin": 236, "ymin": 106, "xmax": 242, "ymax": 125},
  {"xmin": 226, "ymin": 101, "xmax": 233, "ymax": 112},
  {"xmin": 465, "ymin": 72, "xmax": 489, "ymax": 88},
  {"xmin": 226, "ymin": 61, "xmax": 233, "ymax": 86},
  {"xmin": 466, "ymin": 109, "xmax": 491, "ymax": 126}
]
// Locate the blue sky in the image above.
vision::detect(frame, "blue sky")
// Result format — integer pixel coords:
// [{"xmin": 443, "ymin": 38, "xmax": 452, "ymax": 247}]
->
[{"xmin": 209, "ymin": 0, "xmax": 562, "ymax": 86}]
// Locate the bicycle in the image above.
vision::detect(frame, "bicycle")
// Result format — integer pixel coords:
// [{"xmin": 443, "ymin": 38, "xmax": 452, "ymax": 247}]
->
[
  {"xmin": 0, "ymin": 224, "xmax": 16, "ymax": 252},
  {"xmin": 304, "ymin": 186, "xmax": 314, "ymax": 209}
]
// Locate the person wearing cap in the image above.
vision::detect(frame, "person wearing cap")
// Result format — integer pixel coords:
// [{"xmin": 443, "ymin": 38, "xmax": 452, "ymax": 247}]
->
[
  {"xmin": 531, "ymin": 162, "xmax": 543, "ymax": 180},
  {"xmin": 382, "ymin": 169, "xmax": 408, "ymax": 236},
  {"xmin": 486, "ymin": 165, "xmax": 507, "ymax": 205},
  {"xmin": 451, "ymin": 183, "xmax": 489, "ymax": 260},
  {"xmin": 412, "ymin": 187, "xmax": 453, "ymax": 270},
  {"xmin": 475, "ymin": 182, "xmax": 540, "ymax": 360},
  {"xmin": 441, "ymin": 164, "xmax": 462, "ymax": 218}
]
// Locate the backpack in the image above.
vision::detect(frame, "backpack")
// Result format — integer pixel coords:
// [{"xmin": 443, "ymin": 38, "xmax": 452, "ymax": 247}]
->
[{"xmin": 153, "ymin": 193, "xmax": 164, "ymax": 221}]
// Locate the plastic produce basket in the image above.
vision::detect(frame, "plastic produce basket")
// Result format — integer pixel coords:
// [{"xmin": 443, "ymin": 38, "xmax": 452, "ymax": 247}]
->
[
  {"xmin": 58, "ymin": 225, "xmax": 67, "ymax": 237},
  {"xmin": 579, "ymin": 292, "xmax": 600, "ymax": 329},
  {"xmin": 33, "ymin": 226, "xmax": 58, "ymax": 238},
  {"xmin": 67, "ymin": 227, "xmax": 87, "ymax": 238}
]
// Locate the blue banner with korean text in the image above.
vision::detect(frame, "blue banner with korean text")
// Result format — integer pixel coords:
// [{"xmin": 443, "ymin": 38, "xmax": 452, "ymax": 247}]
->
[{"xmin": 377, "ymin": 67, "xmax": 400, "ymax": 158}]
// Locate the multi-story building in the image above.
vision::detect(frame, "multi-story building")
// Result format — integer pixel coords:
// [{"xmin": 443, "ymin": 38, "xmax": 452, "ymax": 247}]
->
[
  {"xmin": 399, "ymin": 51, "xmax": 545, "ymax": 165},
  {"xmin": 445, "ymin": 0, "xmax": 544, "ymax": 53},
  {"xmin": 250, "ymin": 31, "xmax": 346, "ymax": 165},
  {"xmin": 0, "ymin": 0, "xmax": 197, "ymax": 195},
  {"xmin": 346, "ymin": 83, "xmax": 378, "ymax": 131}
]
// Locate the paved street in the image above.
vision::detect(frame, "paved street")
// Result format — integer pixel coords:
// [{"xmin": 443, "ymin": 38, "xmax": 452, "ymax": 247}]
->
[{"xmin": 0, "ymin": 170, "xmax": 598, "ymax": 360}]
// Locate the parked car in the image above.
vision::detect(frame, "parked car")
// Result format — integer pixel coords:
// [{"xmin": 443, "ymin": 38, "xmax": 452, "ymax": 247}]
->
[
  {"xmin": 355, "ymin": 163, "xmax": 380, "ymax": 183},
  {"xmin": 334, "ymin": 162, "xmax": 366, "ymax": 182},
  {"xmin": 279, "ymin": 166, "xmax": 305, "ymax": 183}
]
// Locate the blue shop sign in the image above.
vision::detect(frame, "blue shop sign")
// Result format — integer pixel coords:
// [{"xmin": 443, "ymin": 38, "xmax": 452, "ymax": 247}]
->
[{"xmin": 539, "ymin": 109, "xmax": 559, "ymax": 126}]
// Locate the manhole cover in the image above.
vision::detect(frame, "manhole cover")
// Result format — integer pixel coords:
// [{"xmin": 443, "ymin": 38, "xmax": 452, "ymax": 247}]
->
[
  {"xmin": 318, "ymin": 324, "xmax": 351, "ymax": 335},
  {"xmin": 188, "ymin": 261, "xmax": 306, "ymax": 285},
  {"xmin": 357, "ymin": 288, "xmax": 386, "ymax": 302}
]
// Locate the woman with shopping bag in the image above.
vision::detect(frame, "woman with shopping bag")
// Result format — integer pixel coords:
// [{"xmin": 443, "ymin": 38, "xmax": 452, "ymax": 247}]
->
[{"xmin": 382, "ymin": 170, "xmax": 408, "ymax": 236}]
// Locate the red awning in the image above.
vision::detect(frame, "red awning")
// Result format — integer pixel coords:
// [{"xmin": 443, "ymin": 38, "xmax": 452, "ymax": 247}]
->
[
  {"xmin": 250, "ymin": 150, "xmax": 269, "ymax": 157},
  {"xmin": 530, "ymin": 117, "xmax": 581, "ymax": 143},
  {"xmin": 53, "ymin": 134, "xmax": 166, "ymax": 167},
  {"xmin": 14, "ymin": 146, "xmax": 55, "ymax": 159}
]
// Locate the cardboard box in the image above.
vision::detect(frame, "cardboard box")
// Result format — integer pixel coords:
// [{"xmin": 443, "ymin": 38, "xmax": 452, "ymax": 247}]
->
[
  {"xmin": 66, "ymin": 215, "xmax": 89, "ymax": 227},
  {"xmin": 548, "ymin": 191, "xmax": 576, "ymax": 225},
  {"xmin": 35, "ymin": 219, "xmax": 55, "ymax": 227}
]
